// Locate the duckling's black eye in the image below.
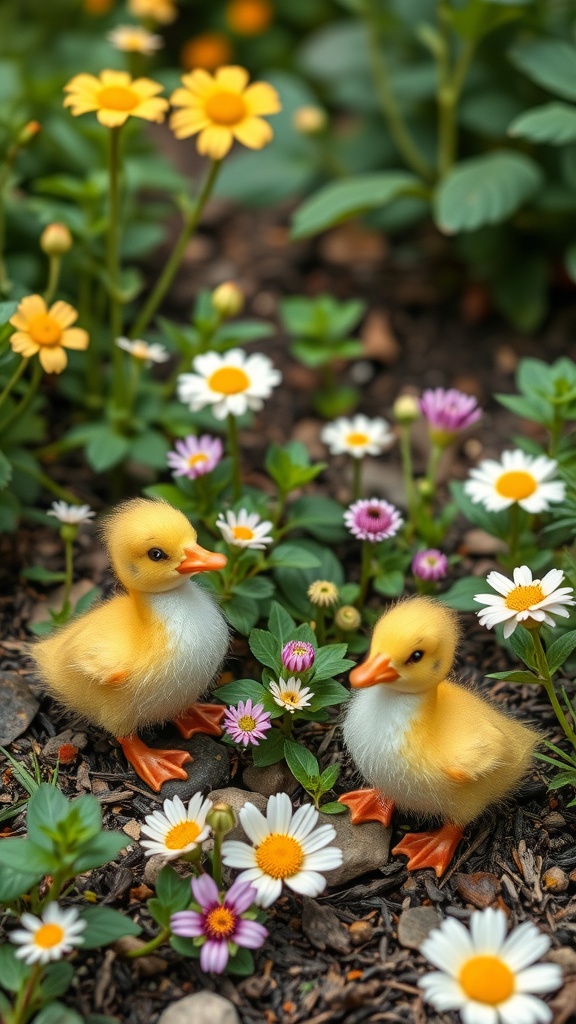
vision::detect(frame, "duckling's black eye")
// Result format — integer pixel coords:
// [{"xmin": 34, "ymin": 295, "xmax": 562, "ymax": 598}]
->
[
  {"xmin": 147, "ymin": 547, "xmax": 168, "ymax": 562},
  {"xmin": 406, "ymin": 649, "xmax": 424, "ymax": 664}
]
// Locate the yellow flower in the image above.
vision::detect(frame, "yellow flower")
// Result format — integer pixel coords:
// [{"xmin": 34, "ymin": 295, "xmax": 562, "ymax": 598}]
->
[
  {"xmin": 9, "ymin": 296, "xmax": 89, "ymax": 375},
  {"xmin": 63, "ymin": 70, "xmax": 168, "ymax": 128},
  {"xmin": 181, "ymin": 32, "xmax": 233, "ymax": 72},
  {"xmin": 225, "ymin": 0, "xmax": 272, "ymax": 36},
  {"xmin": 307, "ymin": 580, "xmax": 339, "ymax": 608},
  {"xmin": 128, "ymin": 0, "xmax": 177, "ymax": 23},
  {"xmin": 170, "ymin": 65, "xmax": 280, "ymax": 160}
]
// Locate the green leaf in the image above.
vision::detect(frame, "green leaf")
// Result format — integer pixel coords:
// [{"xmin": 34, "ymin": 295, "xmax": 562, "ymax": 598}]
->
[
  {"xmin": 232, "ymin": 576, "xmax": 275, "ymax": 600},
  {"xmin": 509, "ymin": 102, "xmax": 576, "ymax": 145},
  {"xmin": 318, "ymin": 801, "xmax": 347, "ymax": 814},
  {"xmin": 545, "ymin": 630, "xmax": 576, "ymax": 675},
  {"xmin": 249, "ymin": 630, "xmax": 280, "ymax": 672},
  {"xmin": 0, "ymin": 944, "xmax": 30, "ymax": 992},
  {"xmin": 267, "ymin": 602, "xmax": 296, "ymax": 641},
  {"xmin": 86, "ymin": 430, "xmax": 131, "ymax": 472},
  {"xmin": 0, "ymin": 449, "xmax": 12, "ymax": 489},
  {"xmin": 284, "ymin": 739, "xmax": 319, "ymax": 786},
  {"xmin": 26, "ymin": 783, "xmax": 71, "ymax": 849},
  {"xmin": 373, "ymin": 570, "xmax": 406, "ymax": 598},
  {"xmin": 509, "ymin": 39, "xmax": 576, "ymax": 102},
  {"xmin": 222, "ymin": 594, "xmax": 260, "ymax": 635},
  {"xmin": 0, "ymin": 864, "xmax": 44, "ymax": 901},
  {"xmin": 487, "ymin": 669, "xmax": 539, "ymax": 684},
  {"xmin": 214, "ymin": 678, "xmax": 268, "ymax": 705},
  {"xmin": 291, "ymin": 172, "xmax": 422, "ymax": 239},
  {"xmin": 318, "ymin": 762, "xmax": 340, "ymax": 792},
  {"xmin": 169, "ymin": 935, "xmax": 201, "ymax": 958},
  {"xmin": 307, "ymin": 679, "xmax": 350, "ymax": 711},
  {"xmin": 40, "ymin": 962, "xmax": 74, "ymax": 1001},
  {"xmin": 434, "ymin": 152, "xmax": 542, "ymax": 234},
  {"xmin": 71, "ymin": 830, "xmax": 127, "ymax": 872},
  {"xmin": 268, "ymin": 543, "xmax": 321, "ymax": 569},
  {"xmin": 0, "ymin": 837, "xmax": 57, "ymax": 873},
  {"xmin": 508, "ymin": 627, "xmax": 537, "ymax": 668},
  {"xmin": 438, "ymin": 576, "xmax": 483, "ymax": 612},
  {"xmin": 21, "ymin": 565, "xmax": 67, "ymax": 584},
  {"xmin": 130, "ymin": 430, "xmax": 170, "ymax": 469},
  {"xmin": 227, "ymin": 947, "xmax": 255, "ymax": 976},
  {"xmin": 79, "ymin": 906, "xmax": 141, "ymax": 948},
  {"xmin": 32, "ymin": 1004, "xmax": 84, "ymax": 1024},
  {"xmin": 492, "ymin": 253, "xmax": 548, "ymax": 332},
  {"xmin": 288, "ymin": 495, "xmax": 348, "ymax": 543},
  {"xmin": 252, "ymin": 728, "xmax": 286, "ymax": 766},
  {"xmin": 312, "ymin": 644, "xmax": 355, "ymax": 681},
  {"xmin": 149, "ymin": 865, "xmax": 192, "ymax": 925},
  {"xmin": 0, "ymin": 300, "xmax": 18, "ymax": 325}
]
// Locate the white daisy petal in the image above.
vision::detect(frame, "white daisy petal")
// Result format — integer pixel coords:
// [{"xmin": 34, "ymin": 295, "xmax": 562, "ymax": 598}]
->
[
  {"xmin": 284, "ymin": 869, "xmax": 327, "ymax": 897},
  {"xmin": 500, "ymin": 993, "xmax": 552, "ymax": 1024},
  {"xmin": 177, "ymin": 348, "xmax": 280, "ymax": 419},
  {"xmin": 475, "ymin": 562, "xmax": 573, "ymax": 636},
  {"xmin": 501, "ymin": 922, "xmax": 551, "ymax": 970},
  {"xmin": 470, "ymin": 908, "xmax": 507, "ymax": 954},
  {"xmin": 516, "ymin": 964, "xmax": 563, "ymax": 994},
  {"xmin": 239, "ymin": 803, "xmax": 270, "ymax": 845},
  {"xmin": 461, "ymin": 1003, "xmax": 498, "ymax": 1024},
  {"xmin": 139, "ymin": 792, "xmax": 212, "ymax": 858}
]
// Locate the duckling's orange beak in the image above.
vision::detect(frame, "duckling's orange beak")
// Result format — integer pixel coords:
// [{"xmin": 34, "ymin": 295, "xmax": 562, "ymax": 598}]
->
[
  {"xmin": 350, "ymin": 652, "xmax": 400, "ymax": 688},
  {"xmin": 176, "ymin": 544, "xmax": 228, "ymax": 575}
]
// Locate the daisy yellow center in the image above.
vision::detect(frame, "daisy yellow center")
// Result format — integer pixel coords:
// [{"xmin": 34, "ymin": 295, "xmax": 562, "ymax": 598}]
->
[
  {"xmin": 205, "ymin": 91, "xmax": 246, "ymax": 126},
  {"xmin": 346, "ymin": 432, "xmax": 369, "ymax": 447},
  {"xmin": 205, "ymin": 905, "xmax": 236, "ymax": 939},
  {"xmin": 459, "ymin": 955, "xmax": 515, "ymax": 1005},
  {"xmin": 208, "ymin": 366, "xmax": 250, "ymax": 395},
  {"xmin": 232, "ymin": 525, "xmax": 255, "ymax": 540},
  {"xmin": 505, "ymin": 583, "xmax": 545, "ymax": 612},
  {"xmin": 27, "ymin": 314, "xmax": 63, "ymax": 347},
  {"xmin": 256, "ymin": 833, "xmax": 304, "ymax": 878},
  {"xmin": 131, "ymin": 342, "xmax": 151, "ymax": 359},
  {"xmin": 34, "ymin": 923, "xmax": 65, "ymax": 949},
  {"xmin": 188, "ymin": 453, "xmax": 208, "ymax": 467},
  {"xmin": 238, "ymin": 715, "xmax": 256, "ymax": 730},
  {"xmin": 495, "ymin": 470, "xmax": 537, "ymax": 501},
  {"xmin": 98, "ymin": 85, "xmax": 139, "ymax": 111},
  {"xmin": 281, "ymin": 690, "xmax": 300, "ymax": 705},
  {"xmin": 164, "ymin": 819, "xmax": 201, "ymax": 850}
]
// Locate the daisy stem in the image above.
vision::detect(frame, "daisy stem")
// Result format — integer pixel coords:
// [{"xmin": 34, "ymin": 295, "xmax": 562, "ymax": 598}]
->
[
  {"xmin": 357, "ymin": 541, "xmax": 373, "ymax": 609},
  {"xmin": 314, "ymin": 607, "xmax": 326, "ymax": 646},
  {"xmin": 425, "ymin": 442, "xmax": 443, "ymax": 495},
  {"xmin": 124, "ymin": 927, "xmax": 171, "ymax": 959},
  {"xmin": 107, "ymin": 126, "xmax": 126, "ymax": 408},
  {"xmin": 0, "ymin": 356, "xmax": 29, "ymax": 416},
  {"xmin": 532, "ymin": 630, "xmax": 576, "ymax": 749},
  {"xmin": 399, "ymin": 423, "xmax": 417, "ymax": 533},
  {"xmin": 61, "ymin": 536, "xmax": 74, "ymax": 614},
  {"xmin": 212, "ymin": 832, "xmax": 223, "ymax": 888},
  {"xmin": 129, "ymin": 159, "xmax": 222, "ymax": 340},
  {"xmin": 0, "ymin": 359, "xmax": 42, "ymax": 437},
  {"xmin": 227, "ymin": 412, "xmax": 242, "ymax": 502},
  {"xmin": 9, "ymin": 961, "xmax": 42, "ymax": 1024},
  {"xmin": 352, "ymin": 458, "xmax": 362, "ymax": 501},
  {"xmin": 44, "ymin": 255, "xmax": 62, "ymax": 306}
]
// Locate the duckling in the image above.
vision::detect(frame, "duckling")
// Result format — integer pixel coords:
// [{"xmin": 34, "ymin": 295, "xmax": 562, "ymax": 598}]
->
[
  {"xmin": 33, "ymin": 498, "xmax": 229, "ymax": 792},
  {"xmin": 338, "ymin": 596, "xmax": 538, "ymax": 876}
]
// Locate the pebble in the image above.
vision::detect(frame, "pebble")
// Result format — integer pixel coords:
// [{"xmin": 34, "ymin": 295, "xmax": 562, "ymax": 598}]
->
[
  {"xmin": 349, "ymin": 919, "xmax": 375, "ymax": 946},
  {"xmin": 143, "ymin": 854, "xmax": 169, "ymax": 887},
  {"xmin": 157, "ymin": 992, "xmax": 240, "ymax": 1024},
  {"xmin": 455, "ymin": 871, "xmax": 501, "ymax": 908},
  {"xmin": 42, "ymin": 729, "xmax": 87, "ymax": 761},
  {"xmin": 113, "ymin": 936, "xmax": 168, "ymax": 976},
  {"xmin": 397, "ymin": 906, "xmax": 441, "ymax": 950},
  {"xmin": 243, "ymin": 761, "xmax": 298, "ymax": 798},
  {"xmin": 141, "ymin": 733, "xmax": 230, "ymax": 801},
  {"xmin": 301, "ymin": 898, "xmax": 351, "ymax": 954},
  {"xmin": 208, "ymin": 787, "xmax": 267, "ymax": 842},
  {"xmin": 324, "ymin": 813, "xmax": 391, "ymax": 886},
  {"xmin": 0, "ymin": 673, "xmax": 39, "ymax": 745},
  {"xmin": 542, "ymin": 867, "xmax": 569, "ymax": 893},
  {"xmin": 360, "ymin": 310, "xmax": 400, "ymax": 365},
  {"xmin": 541, "ymin": 812, "xmax": 566, "ymax": 832},
  {"xmin": 548, "ymin": 947, "xmax": 576, "ymax": 973},
  {"xmin": 461, "ymin": 529, "xmax": 507, "ymax": 556}
]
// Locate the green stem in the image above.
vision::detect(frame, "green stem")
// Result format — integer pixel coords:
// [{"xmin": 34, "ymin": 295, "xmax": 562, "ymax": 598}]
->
[
  {"xmin": 399, "ymin": 422, "xmax": 418, "ymax": 530},
  {"xmin": 125, "ymin": 927, "xmax": 171, "ymax": 959},
  {"xmin": 0, "ymin": 356, "xmax": 29, "ymax": 415},
  {"xmin": 227, "ymin": 412, "xmax": 242, "ymax": 503},
  {"xmin": 532, "ymin": 630, "xmax": 576, "ymax": 750},
  {"xmin": 62, "ymin": 537, "xmax": 74, "ymax": 611},
  {"xmin": 212, "ymin": 832, "xmax": 223, "ymax": 888},
  {"xmin": 130, "ymin": 159, "xmax": 222, "ymax": 339},
  {"xmin": 437, "ymin": 0, "xmax": 475, "ymax": 176},
  {"xmin": 314, "ymin": 606, "xmax": 326, "ymax": 646},
  {"xmin": 44, "ymin": 255, "xmax": 61, "ymax": 305},
  {"xmin": 351, "ymin": 458, "xmax": 362, "ymax": 501},
  {"xmin": 0, "ymin": 163, "xmax": 12, "ymax": 298},
  {"xmin": 507, "ymin": 503, "xmax": 521, "ymax": 565},
  {"xmin": 357, "ymin": 541, "xmax": 373, "ymax": 609},
  {"xmin": 0, "ymin": 359, "xmax": 42, "ymax": 436},
  {"xmin": 548, "ymin": 411, "xmax": 563, "ymax": 458},
  {"xmin": 107, "ymin": 126, "xmax": 125, "ymax": 406},
  {"xmin": 8, "ymin": 962, "xmax": 42, "ymax": 1024},
  {"xmin": 361, "ymin": 0, "xmax": 433, "ymax": 181},
  {"xmin": 126, "ymin": 355, "xmax": 142, "ymax": 416},
  {"xmin": 425, "ymin": 442, "xmax": 444, "ymax": 495}
]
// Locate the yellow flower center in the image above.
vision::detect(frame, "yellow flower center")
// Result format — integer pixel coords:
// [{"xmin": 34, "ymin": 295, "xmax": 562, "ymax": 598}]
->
[
  {"xmin": 280, "ymin": 690, "xmax": 300, "ymax": 705},
  {"xmin": 208, "ymin": 366, "xmax": 250, "ymax": 394},
  {"xmin": 130, "ymin": 342, "xmax": 151, "ymax": 359},
  {"xmin": 346, "ymin": 432, "xmax": 369, "ymax": 447},
  {"xmin": 205, "ymin": 91, "xmax": 247, "ymax": 126},
  {"xmin": 237, "ymin": 715, "xmax": 256, "ymax": 730},
  {"xmin": 27, "ymin": 314, "xmax": 63, "ymax": 347},
  {"xmin": 495, "ymin": 470, "xmax": 537, "ymax": 501},
  {"xmin": 232, "ymin": 525, "xmax": 255, "ymax": 540},
  {"xmin": 459, "ymin": 955, "xmax": 515, "ymax": 1005},
  {"xmin": 98, "ymin": 85, "xmax": 139, "ymax": 111},
  {"xmin": 204, "ymin": 905, "xmax": 236, "ymax": 939},
  {"xmin": 187, "ymin": 453, "xmax": 208, "ymax": 468},
  {"xmin": 505, "ymin": 583, "xmax": 545, "ymax": 612},
  {"xmin": 256, "ymin": 833, "xmax": 304, "ymax": 878},
  {"xmin": 164, "ymin": 819, "xmax": 201, "ymax": 850},
  {"xmin": 34, "ymin": 923, "xmax": 65, "ymax": 949}
]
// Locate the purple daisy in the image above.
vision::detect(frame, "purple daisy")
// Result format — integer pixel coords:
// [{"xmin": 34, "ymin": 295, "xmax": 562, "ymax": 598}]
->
[
  {"xmin": 344, "ymin": 498, "xmax": 403, "ymax": 543},
  {"xmin": 412, "ymin": 549, "xmax": 448, "ymax": 582},
  {"xmin": 166, "ymin": 434, "xmax": 223, "ymax": 479},
  {"xmin": 419, "ymin": 388, "xmax": 481, "ymax": 445},
  {"xmin": 281, "ymin": 640, "xmax": 315, "ymax": 673},
  {"xmin": 223, "ymin": 700, "xmax": 272, "ymax": 747},
  {"xmin": 171, "ymin": 874, "xmax": 267, "ymax": 974}
]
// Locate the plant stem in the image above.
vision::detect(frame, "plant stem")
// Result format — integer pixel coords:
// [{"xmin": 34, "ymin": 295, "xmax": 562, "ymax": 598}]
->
[
  {"xmin": 361, "ymin": 0, "xmax": 433, "ymax": 181},
  {"xmin": 62, "ymin": 537, "xmax": 74, "ymax": 611},
  {"xmin": 437, "ymin": 0, "xmax": 475, "ymax": 176},
  {"xmin": 507, "ymin": 502, "xmax": 521, "ymax": 565},
  {"xmin": 107, "ymin": 126, "xmax": 125, "ymax": 406},
  {"xmin": 425, "ymin": 442, "xmax": 444, "ymax": 495},
  {"xmin": 351, "ymin": 458, "xmax": 362, "ymax": 501},
  {"xmin": 212, "ymin": 832, "xmax": 223, "ymax": 888},
  {"xmin": 130, "ymin": 159, "xmax": 222, "ymax": 339},
  {"xmin": 124, "ymin": 927, "xmax": 171, "ymax": 958},
  {"xmin": 44, "ymin": 255, "xmax": 61, "ymax": 305},
  {"xmin": 227, "ymin": 413, "xmax": 242, "ymax": 502},
  {"xmin": 0, "ymin": 359, "xmax": 42, "ymax": 436},
  {"xmin": 0, "ymin": 356, "xmax": 28, "ymax": 415},
  {"xmin": 531, "ymin": 630, "xmax": 576, "ymax": 750},
  {"xmin": 8, "ymin": 962, "xmax": 42, "ymax": 1024},
  {"xmin": 399, "ymin": 423, "xmax": 417, "ymax": 531},
  {"xmin": 357, "ymin": 541, "xmax": 373, "ymax": 608}
]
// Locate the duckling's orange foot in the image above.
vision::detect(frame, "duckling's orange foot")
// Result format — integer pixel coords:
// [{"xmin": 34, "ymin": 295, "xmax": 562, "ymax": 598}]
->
[
  {"xmin": 173, "ymin": 703, "xmax": 225, "ymax": 739},
  {"xmin": 392, "ymin": 823, "xmax": 464, "ymax": 878},
  {"xmin": 338, "ymin": 788, "xmax": 395, "ymax": 827},
  {"xmin": 117, "ymin": 735, "xmax": 191, "ymax": 792}
]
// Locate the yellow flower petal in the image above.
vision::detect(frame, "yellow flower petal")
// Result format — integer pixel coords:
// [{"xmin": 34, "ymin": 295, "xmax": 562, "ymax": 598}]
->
[
  {"xmin": 100, "ymin": 69, "xmax": 132, "ymax": 87},
  {"xmin": 10, "ymin": 333, "xmax": 40, "ymax": 357},
  {"xmin": 180, "ymin": 69, "xmax": 216, "ymax": 98},
  {"xmin": 39, "ymin": 346, "xmax": 68, "ymax": 374},
  {"xmin": 14, "ymin": 295, "xmax": 47, "ymax": 321},
  {"xmin": 169, "ymin": 109, "xmax": 211, "ymax": 136},
  {"xmin": 97, "ymin": 109, "xmax": 131, "ymax": 127},
  {"xmin": 50, "ymin": 301, "xmax": 78, "ymax": 330},
  {"xmin": 131, "ymin": 77, "xmax": 166, "ymax": 97},
  {"xmin": 133, "ymin": 98, "xmax": 169, "ymax": 122},
  {"xmin": 62, "ymin": 328, "xmax": 90, "ymax": 351},
  {"xmin": 197, "ymin": 125, "xmax": 234, "ymax": 159},
  {"xmin": 233, "ymin": 115, "xmax": 273, "ymax": 149},
  {"xmin": 170, "ymin": 86, "xmax": 203, "ymax": 108},
  {"xmin": 215, "ymin": 65, "xmax": 250, "ymax": 93},
  {"xmin": 243, "ymin": 81, "xmax": 281, "ymax": 116},
  {"xmin": 64, "ymin": 73, "xmax": 101, "ymax": 94}
]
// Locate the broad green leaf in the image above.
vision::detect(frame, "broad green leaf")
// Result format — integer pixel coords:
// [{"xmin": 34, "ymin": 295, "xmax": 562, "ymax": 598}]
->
[
  {"xmin": 214, "ymin": 678, "xmax": 268, "ymax": 705},
  {"xmin": 318, "ymin": 801, "xmax": 347, "ymax": 814},
  {"xmin": 252, "ymin": 727, "xmax": 286, "ymax": 766},
  {"xmin": 71, "ymin": 830, "xmax": 127, "ymax": 872},
  {"xmin": 288, "ymin": 495, "xmax": 348, "ymax": 543},
  {"xmin": 0, "ymin": 449, "xmax": 12, "ymax": 488},
  {"xmin": 373, "ymin": 570, "xmax": 406, "ymax": 598},
  {"xmin": 508, "ymin": 626, "xmax": 537, "ymax": 668},
  {"xmin": 25, "ymin": 783, "xmax": 70, "ymax": 849},
  {"xmin": 249, "ymin": 629, "xmax": 280, "ymax": 672},
  {"xmin": 0, "ymin": 838, "xmax": 57, "ymax": 873},
  {"xmin": 267, "ymin": 602, "xmax": 296, "ymax": 641},
  {"xmin": 292, "ymin": 172, "xmax": 423, "ymax": 239},
  {"xmin": 312, "ymin": 644, "xmax": 355, "ymax": 681},
  {"xmin": 129, "ymin": 430, "xmax": 170, "ymax": 469},
  {"xmin": 32, "ymin": 1004, "xmax": 83, "ymax": 1024},
  {"xmin": 318, "ymin": 762, "xmax": 340, "ymax": 792},
  {"xmin": 0, "ymin": 864, "xmax": 43, "ymax": 901},
  {"xmin": 545, "ymin": 630, "xmax": 576, "ymax": 675},
  {"xmin": 169, "ymin": 935, "xmax": 201, "ymax": 958},
  {"xmin": 222, "ymin": 594, "xmax": 260, "ymax": 635},
  {"xmin": 509, "ymin": 103, "xmax": 576, "ymax": 145},
  {"xmin": 86, "ymin": 430, "xmax": 131, "ymax": 472},
  {"xmin": 0, "ymin": 300, "xmax": 18, "ymax": 324},
  {"xmin": 438, "ymin": 576, "xmax": 482, "ymax": 612},
  {"xmin": 308, "ymin": 679, "xmax": 350, "ymax": 711},
  {"xmin": 227, "ymin": 947, "xmax": 255, "ymax": 976},
  {"xmin": 40, "ymin": 962, "xmax": 74, "ymax": 1001},
  {"xmin": 149, "ymin": 866, "xmax": 191, "ymax": 925},
  {"xmin": 284, "ymin": 739, "xmax": 319, "ymax": 786},
  {"xmin": 268, "ymin": 543, "xmax": 321, "ymax": 570},
  {"xmin": 0, "ymin": 944, "xmax": 30, "ymax": 992},
  {"xmin": 232, "ymin": 576, "xmax": 275, "ymax": 600},
  {"xmin": 79, "ymin": 906, "xmax": 141, "ymax": 948},
  {"xmin": 487, "ymin": 669, "xmax": 539, "ymax": 684},
  {"xmin": 509, "ymin": 39, "xmax": 576, "ymax": 102},
  {"xmin": 21, "ymin": 565, "xmax": 67, "ymax": 584},
  {"xmin": 434, "ymin": 152, "xmax": 542, "ymax": 233}
]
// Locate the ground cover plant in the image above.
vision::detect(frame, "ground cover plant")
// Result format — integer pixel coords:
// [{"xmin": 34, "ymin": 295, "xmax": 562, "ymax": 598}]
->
[{"xmin": 1, "ymin": 1, "xmax": 576, "ymax": 1023}]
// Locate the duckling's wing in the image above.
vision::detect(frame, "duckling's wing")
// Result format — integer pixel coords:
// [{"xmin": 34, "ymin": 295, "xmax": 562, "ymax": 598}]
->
[{"xmin": 443, "ymin": 720, "xmax": 508, "ymax": 783}]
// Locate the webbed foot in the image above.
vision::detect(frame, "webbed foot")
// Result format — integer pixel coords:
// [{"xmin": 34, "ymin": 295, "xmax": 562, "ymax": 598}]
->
[
  {"xmin": 173, "ymin": 703, "xmax": 225, "ymax": 739},
  {"xmin": 392, "ymin": 822, "xmax": 464, "ymax": 877},
  {"xmin": 338, "ymin": 788, "xmax": 395, "ymax": 827},
  {"xmin": 117, "ymin": 735, "xmax": 191, "ymax": 792}
]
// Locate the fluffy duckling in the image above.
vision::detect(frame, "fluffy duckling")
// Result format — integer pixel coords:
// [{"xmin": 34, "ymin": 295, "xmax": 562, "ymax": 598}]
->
[
  {"xmin": 33, "ymin": 498, "xmax": 229, "ymax": 791},
  {"xmin": 339, "ymin": 596, "xmax": 538, "ymax": 876}
]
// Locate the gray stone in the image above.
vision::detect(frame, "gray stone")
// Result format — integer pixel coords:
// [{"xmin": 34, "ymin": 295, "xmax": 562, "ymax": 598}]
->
[
  {"xmin": 157, "ymin": 992, "xmax": 240, "ymax": 1024},
  {"xmin": 325, "ymin": 813, "xmax": 391, "ymax": 887},
  {"xmin": 208, "ymin": 786, "xmax": 267, "ymax": 842},
  {"xmin": 301, "ymin": 897, "xmax": 351, "ymax": 953},
  {"xmin": 243, "ymin": 761, "xmax": 298, "ymax": 798},
  {"xmin": 138, "ymin": 732, "xmax": 230, "ymax": 800},
  {"xmin": 397, "ymin": 906, "xmax": 441, "ymax": 950},
  {"xmin": 42, "ymin": 729, "xmax": 87, "ymax": 761},
  {"xmin": 143, "ymin": 854, "xmax": 169, "ymax": 887},
  {"xmin": 0, "ymin": 673, "xmax": 39, "ymax": 745}
]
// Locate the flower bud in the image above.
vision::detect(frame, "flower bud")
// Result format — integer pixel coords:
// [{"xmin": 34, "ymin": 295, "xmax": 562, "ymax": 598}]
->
[
  {"xmin": 40, "ymin": 223, "xmax": 73, "ymax": 256},
  {"xmin": 16, "ymin": 121, "xmax": 41, "ymax": 147},
  {"xmin": 293, "ymin": 105, "xmax": 328, "ymax": 135},
  {"xmin": 335, "ymin": 605, "xmax": 361, "ymax": 632},
  {"xmin": 393, "ymin": 393, "xmax": 420, "ymax": 425},
  {"xmin": 60, "ymin": 523, "xmax": 79, "ymax": 543},
  {"xmin": 206, "ymin": 802, "xmax": 236, "ymax": 837},
  {"xmin": 282, "ymin": 640, "xmax": 315, "ymax": 673},
  {"xmin": 211, "ymin": 282, "xmax": 244, "ymax": 319},
  {"xmin": 417, "ymin": 478, "xmax": 434, "ymax": 500}
]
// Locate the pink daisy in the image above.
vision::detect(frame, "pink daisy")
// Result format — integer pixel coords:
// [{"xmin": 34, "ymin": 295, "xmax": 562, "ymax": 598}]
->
[
  {"xmin": 166, "ymin": 434, "xmax": 223, "ymax": 479},
  {"xmin": 223, "ymin": 700, "xmax": 272, "ymax": 746},
  {"xmin": 344, "ymin": 498, "xmax": 403, "ymax": 543}
]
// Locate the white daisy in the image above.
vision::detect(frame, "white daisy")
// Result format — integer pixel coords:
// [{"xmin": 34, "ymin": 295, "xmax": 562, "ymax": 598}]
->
[
  {"xmin": 221, "ymin": 792, "xmax": 343, "ymax": 907},
  {"xmin": 419, "ymin": 906, "xmax": 562, "ymax": 1024},
  {"xmin": 140, "ymin": 793, "xmax": 212, "ymax": 859},
  {"xmin": 464, "ymin": 450, "xmax": 565, "ymax": 514},
  {"xmin": 269, "ymin": 676, "xmax": 313, "ymax": 713},
  {"xmin": 47, "ymin": 501, "xmax": 95, "ymax": 525},
  {"xmin": 474, "ymin": 565, "xmax": 574, "ymax": 639},
  {"xmin": 11, "ymin": 903, "xmax": 86, "ymax": 964},
  {"xmin": 321, "ymin": 414, "xmax": 395, "ymax": 459},
  {"xmin": 216, "ymin": 509, "xmax": 274, "ymax": 550},
  {"xmin": 177, "ymin": 349, "xmax": 281, "ymax": 421},
  {"xmin": 107, "ymin": 25, "xmax": 164, "ymax": 54},
  {"xmin": 115, "ymin": 337, "xmax": 170, "ymax": 364}
]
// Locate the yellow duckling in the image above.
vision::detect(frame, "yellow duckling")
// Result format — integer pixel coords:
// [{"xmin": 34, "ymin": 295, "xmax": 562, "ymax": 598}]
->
[
  {"xmin": 33, "ymin": 498, "xmax": 229, "ymax": 792},
  {"xmin": 338, "ymin": 596, "xmax": 538, "ymax": 876}
]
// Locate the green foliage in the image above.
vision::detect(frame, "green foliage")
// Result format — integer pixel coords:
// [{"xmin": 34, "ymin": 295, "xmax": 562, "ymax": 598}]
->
[
  {"xmin": 291, "ymin": 172, "xmax": 423, "ymax": 239},
  {"xmin": 434, "ymin": 152, "xmax": 542, "ymax": 234}
]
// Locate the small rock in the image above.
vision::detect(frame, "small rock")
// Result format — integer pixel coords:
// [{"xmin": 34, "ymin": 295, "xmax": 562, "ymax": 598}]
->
[
  {"xmin": 42, "ymin": 729, "xmax": 88, "ymax": 761},
  {"xmin": 301, "ymin": 898, "xmax": 351, "ymax": 954},
  {"xmin": 114, "ymin": 936, "xmax": 168, "ymax": 976},
  {"xmin": 157, "ymin": 992, "xmax": 240, "ymax": 1024},
  {"xmin": 455, "ymin": 872, "xmax": 501, "ymax": 909},
  {"xmin": 324, "ymin": 813, "xmax": 391, "ymax": 886},
  {"xmin": 349, "ymin": 919, "xmax": 374, "ymax": 946},
  {"xmin": 0, "ymin": 673, "xmax": 39, "ymax": 745},
  {"xmin": 140, "ymin": 733, "xmax": 230, "ymax": 801},
  {"xmin": 143, "ymin": 854, "xmax": 169, "ymax": 887},
  {"xmin": 360, "ymin": 310, "xmax": 400, "ymax": 365},
  {"xmin": 243, "ymin": 762, "xmax": 298, "ymax": 798},
  {"xmin": 542, "ymin": 867, "xmax": 569, "ymax": 893},
  {"xmin": 320, "ymin": 224, "xmax": 387, "ymax": 265},
  {"xmin": 548, "ymin": 947, "xmax": 576, "ymax": 974},
  {"xmin": 541, "ymin": 812, "xmax": 566, "ymax": 832},
  {"xmin": 461, "ymin": 529, "xmax": 507, "ymax": 556},
  {"xmin": 208, "ymin": 787, "xmax": 267, "ymax": 842},
  {"xmin": 397, "ymin": 906, "xmax": 441, "ymax": 949},
  {"xmin": 122, "ymin": 819, "xmax": 141, "ymax": 841}
]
